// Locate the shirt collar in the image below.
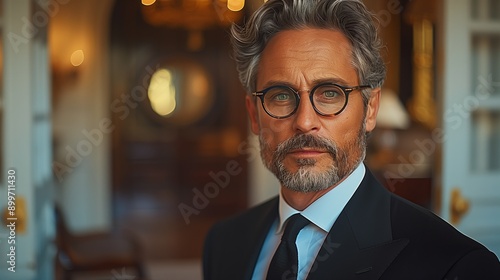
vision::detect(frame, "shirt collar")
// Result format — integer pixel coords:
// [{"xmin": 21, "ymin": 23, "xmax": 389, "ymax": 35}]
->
[{"xmin": 277, "ymin": 163, "xmax": 365, "ymax": 233}]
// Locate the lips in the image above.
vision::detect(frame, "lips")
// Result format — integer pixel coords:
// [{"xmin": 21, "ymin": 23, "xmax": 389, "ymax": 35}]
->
[
  {"xmin": 288, "ymin": 148, "xmax": 330, "ymax": 158},
  {"xmin": 273, "ymin": 134, "xmax": 338, "ymax": 163},
  {"xmin": 290, "ymin": 148, "xmax": 327, "ymax": 153}
]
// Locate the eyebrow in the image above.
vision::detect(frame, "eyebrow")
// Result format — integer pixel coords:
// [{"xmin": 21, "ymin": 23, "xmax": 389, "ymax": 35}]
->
[{"xmin": 259, "ymin": 77, "xmax": 353, "ymax": 91}]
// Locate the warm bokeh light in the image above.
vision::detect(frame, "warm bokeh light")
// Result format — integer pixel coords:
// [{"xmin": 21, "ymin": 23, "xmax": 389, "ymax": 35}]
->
[
  {"xmin": 141, "ymin": 0, "xmax": 156, "ymax": 6},
  {"xmin": 227, "ymin": 0, "xmax": 245, "ymax": 11},
  {"xmin": 148, "ymin": 69, "xmax": 177, "ymax": 116},
  {"xmin": 70, "ymin": 50, "xmax": 84, "ymax": 67}
]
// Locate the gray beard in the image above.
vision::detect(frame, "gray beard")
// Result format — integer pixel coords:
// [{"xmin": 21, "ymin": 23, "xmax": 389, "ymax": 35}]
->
[{"xmin": 259, "ymin": 124, "xmax": 367, "ymax": 193}]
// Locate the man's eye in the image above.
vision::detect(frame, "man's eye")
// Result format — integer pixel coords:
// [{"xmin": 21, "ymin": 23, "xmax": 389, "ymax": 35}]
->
[
  {"xmin": 274, "ymin": 93, "xmax": 291, "ymax": 101},
  {"xmin": 268, "ymin": 91, "xmax": 293, "ymax": 102},
  {"xmin": 322, "ymin": 90, "xmax": 341, "ymax": 98}
]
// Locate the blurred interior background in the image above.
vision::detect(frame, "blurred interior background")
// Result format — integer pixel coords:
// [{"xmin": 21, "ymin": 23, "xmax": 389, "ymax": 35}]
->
[{"xmin": 0, "ymin": 0, "xmax": 499, "ymax": 279}]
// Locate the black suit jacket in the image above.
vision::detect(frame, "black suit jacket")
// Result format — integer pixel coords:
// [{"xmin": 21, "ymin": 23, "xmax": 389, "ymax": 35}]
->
[{"xmin": 203, "ymin": 169, "xmax": 500, "ymax": 279}]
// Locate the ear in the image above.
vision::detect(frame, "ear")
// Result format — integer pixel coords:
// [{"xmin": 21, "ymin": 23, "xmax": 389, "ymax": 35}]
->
[
  {"xmin": 245, "ymin": 95, "xmax": 261, "ymax": 134},
  {"xmin": 364, "ymin": 88, "xmax": 381, "ymax": 133}
]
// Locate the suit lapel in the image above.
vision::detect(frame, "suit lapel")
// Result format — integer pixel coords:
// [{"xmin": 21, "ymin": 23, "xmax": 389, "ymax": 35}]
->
[{"xmin": 307, "ymin": 170, "xmax": 409, "ymax": 280}]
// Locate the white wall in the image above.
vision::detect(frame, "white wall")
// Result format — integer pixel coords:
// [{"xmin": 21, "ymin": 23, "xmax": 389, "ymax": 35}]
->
[
  {"xmin": 247, "ymin": 133, "xmax": 280, "ymax": 206},
  {"xmin": 50, "ymin": 0, "xmax": 114, "ymax": 233},
  {"xmin": 1, "ymin": 0, "xmax": 55, "ymax": 278}
]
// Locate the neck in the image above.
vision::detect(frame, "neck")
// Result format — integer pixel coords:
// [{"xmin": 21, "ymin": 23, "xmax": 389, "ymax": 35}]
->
[{"xmin": 281, "ymin": 185, "xmax": 335, "ymax": 211}]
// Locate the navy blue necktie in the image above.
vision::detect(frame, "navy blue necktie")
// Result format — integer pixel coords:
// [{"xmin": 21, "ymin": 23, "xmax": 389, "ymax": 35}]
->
[{"xmin": 266, "ymin": 214, "xmax": 310, "ymax": 280}]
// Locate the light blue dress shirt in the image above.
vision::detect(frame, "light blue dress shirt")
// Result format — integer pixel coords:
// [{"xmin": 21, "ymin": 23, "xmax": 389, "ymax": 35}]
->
[{"xmin": 251, "ymin": 163, "xmax": 366, "ymax": 280}]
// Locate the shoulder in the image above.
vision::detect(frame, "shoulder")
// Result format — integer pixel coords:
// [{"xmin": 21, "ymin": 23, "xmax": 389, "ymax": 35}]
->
[
  {"xmin": 389, "ymin": 193, "xmax": 478, "ymax": 249},
  {"xmin": 203, "ymin": 197, "xmax": 278, "ymax": 280},
  {"xmin": 387, "ymin": 194, "xmax": 500, "ymax": 277}
]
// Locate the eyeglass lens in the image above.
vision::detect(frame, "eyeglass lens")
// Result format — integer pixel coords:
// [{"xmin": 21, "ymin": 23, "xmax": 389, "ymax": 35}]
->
[{"xmin": 262, "ymin": 84, "xmax": 346, "ymax": 117}]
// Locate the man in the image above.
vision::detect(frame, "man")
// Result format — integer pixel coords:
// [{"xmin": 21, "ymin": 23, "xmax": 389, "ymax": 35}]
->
[{"xmin": 203, "ymin": 0, "xmax": 500, "ymax": 279}]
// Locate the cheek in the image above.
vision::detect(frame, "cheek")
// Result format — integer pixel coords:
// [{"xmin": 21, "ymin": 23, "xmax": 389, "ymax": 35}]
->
[
  {"xmin": 259, "ymin": 127, "xmax": 276, "ymax": 148},
  {"xmin": 258, "ymin": 115, "xmax": 292, "ymax": 145},
  {"xmin": 322, "ymin": 115, "xmax": 363, "ymax": 145},
  {"xmin": 335, "ymin": 130, "xmax": 357, "ymax": 149}
]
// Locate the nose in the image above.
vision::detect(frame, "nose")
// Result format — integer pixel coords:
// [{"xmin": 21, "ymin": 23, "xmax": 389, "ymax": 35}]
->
[{"xmin": 292, "ymin": 93, "xmax": 321, "ymax": 133}]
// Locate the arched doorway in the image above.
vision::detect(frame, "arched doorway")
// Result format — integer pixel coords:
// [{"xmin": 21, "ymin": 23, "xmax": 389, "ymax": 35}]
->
[{"xmin": 109, "ymin": 0, "xmax": 249, "ymax": 260}]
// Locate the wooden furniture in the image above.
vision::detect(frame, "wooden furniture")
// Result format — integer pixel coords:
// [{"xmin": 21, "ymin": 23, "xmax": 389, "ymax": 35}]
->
[{"xmin": 55, "ymin": 207, "xmax": 145, "ymax": 280}]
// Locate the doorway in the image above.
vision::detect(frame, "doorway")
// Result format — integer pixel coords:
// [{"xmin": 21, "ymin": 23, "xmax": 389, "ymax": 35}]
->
[{"xmin": 109, "ymin": 0, "xmax": 249, "ymax": 260}]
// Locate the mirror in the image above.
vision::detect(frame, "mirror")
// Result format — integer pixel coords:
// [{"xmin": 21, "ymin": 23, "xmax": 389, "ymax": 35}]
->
[{"xmin": 145, "ymin": 58, "xmax": 214, "ymax": 126}]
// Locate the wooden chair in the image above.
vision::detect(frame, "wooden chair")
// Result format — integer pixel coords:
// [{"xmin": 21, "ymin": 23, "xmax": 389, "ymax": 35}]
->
[{"xmin": 55, "ymin": 206, "xmax": 145, "ymax": 280}]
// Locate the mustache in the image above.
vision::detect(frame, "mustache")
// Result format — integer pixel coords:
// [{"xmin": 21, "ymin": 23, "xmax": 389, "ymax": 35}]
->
[{"xmin": 274, "ymin": 134, "xmax": 338, "ymax": 160}]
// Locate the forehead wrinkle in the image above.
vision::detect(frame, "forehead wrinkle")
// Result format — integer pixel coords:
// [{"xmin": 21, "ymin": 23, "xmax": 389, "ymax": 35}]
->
[
  {"xmin": 259, "ymin": 67, "xmax": 308, "ymax": 90},
  {"xmin": 257, "ymin": 28, "xmax": 358, "ymax": 90},
  {"xmin": 279, "ymin": 48, "xmax": 353, "ymax": 82},
  {"xmin": 261, "ymin": 54, "xmax": 352, "ymax": 89}
]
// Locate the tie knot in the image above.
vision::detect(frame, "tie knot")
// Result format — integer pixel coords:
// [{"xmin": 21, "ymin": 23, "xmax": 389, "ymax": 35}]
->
[{"xmin": 282, "ymin": 214, "xmax": 310, "ymax": 242}]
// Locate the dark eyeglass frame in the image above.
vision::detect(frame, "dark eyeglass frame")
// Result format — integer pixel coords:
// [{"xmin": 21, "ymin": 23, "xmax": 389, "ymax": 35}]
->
[{"xmin": 252, "ymin": 82, "xmax": 372, "ymax": 119}]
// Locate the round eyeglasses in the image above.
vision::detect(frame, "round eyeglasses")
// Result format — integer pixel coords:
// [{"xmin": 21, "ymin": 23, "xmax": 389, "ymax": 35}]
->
[{"xmin": 252, "ymin": 83, "xmax": 371, "ymax": 119}]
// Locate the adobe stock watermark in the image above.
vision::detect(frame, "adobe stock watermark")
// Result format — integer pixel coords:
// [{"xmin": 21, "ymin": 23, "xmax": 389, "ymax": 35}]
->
[
  {"xmin": 8, "ymin": 0, "xmax": 70, "ymax": 53},
  {"xmin": 374, "ymin": 0, "xmax": 414, "ymax": 28},
  {"xmin": 52, "ymin": 65, "xmax": 159, "ymax": 182},
  {"xmin": 177, "ymin": 122, "xmax": 288, "ymax": 225},
  {"xmin": 309, "ymin": 237, "xmax": 341, "ymax": 273},
  {"xmin": 52, "ymin": 119, "xmax": 115, "ymax": 182},
  {"xmin": 176, "ymin": 73, "xmax": 499, "ymax": 223},
  {"xmin": 280, "ymin": 236, "xmax": 341, "ymax": 280},
  {"xmin": 178, "ymin": 111, "xmax": 339, "ymax": 225},
  {"xmin": 213, "ymin": 0, "xmax": 232, "ymax": 22},
  {"xmin": 178, "ymin": 160, "xmax": 243, "ymax": 225},
  {"xmin": 383, "ymin": 74, "xmax": 499, "ymax": 188},
  {"xmin": 110, "ymin": 267, "xmax": 136, "ymax": 280}
]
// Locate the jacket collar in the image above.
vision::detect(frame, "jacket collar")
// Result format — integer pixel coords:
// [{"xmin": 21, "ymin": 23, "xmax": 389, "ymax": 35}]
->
[
  {"xmin": 242, "ymin": 170, "xmax": 409, "ymax": 280},
  {"xmin": 306, "ymin": 169, "xmax": 409, "ymax": 280}
]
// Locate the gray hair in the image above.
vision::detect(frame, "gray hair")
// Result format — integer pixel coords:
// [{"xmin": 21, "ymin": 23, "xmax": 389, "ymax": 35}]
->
[{"xmin": 231, "ymin": 0, "xmax": 386, "ymax": 104}]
